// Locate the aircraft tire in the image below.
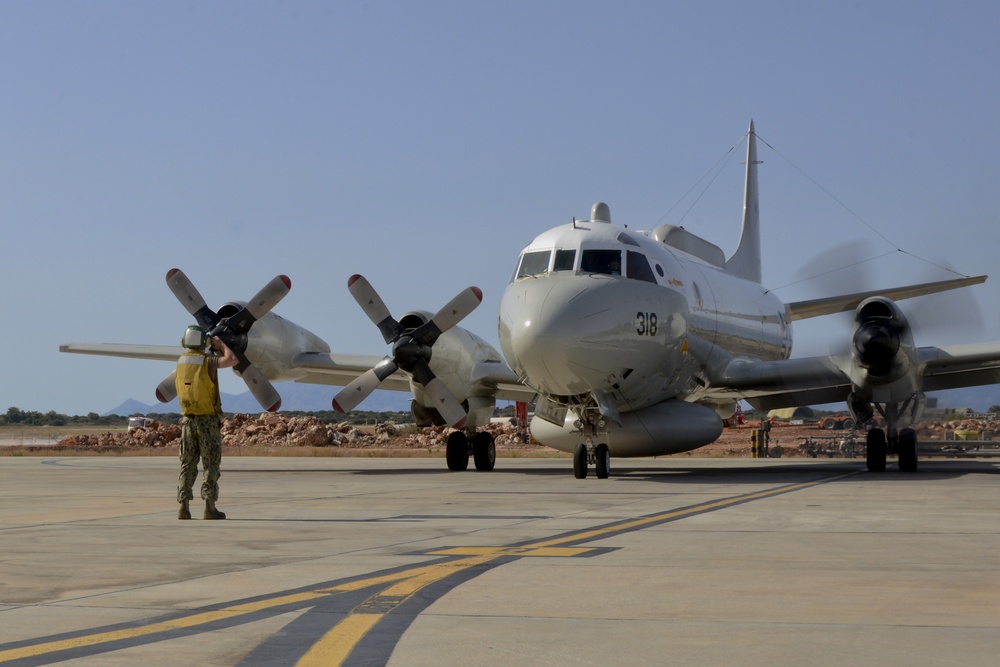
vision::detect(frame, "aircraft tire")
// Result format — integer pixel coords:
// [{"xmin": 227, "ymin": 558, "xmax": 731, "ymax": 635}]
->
[
  {"xmin": 473, "ymin": 432, "xmax": 496, "ymax": 471},
  {"xmin": 898, "ymin": 428, "xmax": 918, "ymax": 472},
  {"xmin": 866, "ymin": 428, "xmax": 887, "ymax": 473},
  {"xmin": 573, "ymin": 444, "xmax": 587, "ymax": 479},
  {"xmin": 446, "ymin": 431, "xmax": 470, "ymax": 471},
  {"xmin": 595, "ymin": 444, "xmax": 610, "ymax": 479}
]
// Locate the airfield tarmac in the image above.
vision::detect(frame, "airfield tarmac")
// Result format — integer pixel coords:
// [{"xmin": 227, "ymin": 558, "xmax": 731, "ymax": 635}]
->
[{"xmin": 0, "ymin": 456, "xmax": 997, "ymax": 667}]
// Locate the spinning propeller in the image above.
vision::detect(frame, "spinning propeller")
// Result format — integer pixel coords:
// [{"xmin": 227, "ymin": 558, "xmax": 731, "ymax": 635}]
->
[
  {"xmin": 332, "ymin": 274, "xmax": 482, "ymax": 428},
  {"xmin": 154, "ymin": 268, "xmax": 291, "ymax": 412}
]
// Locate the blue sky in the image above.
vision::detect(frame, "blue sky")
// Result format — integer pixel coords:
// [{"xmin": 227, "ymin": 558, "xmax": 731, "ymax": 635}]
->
[{"xmin": 2, "ymin": 1, "xmax": 999, "ymax": 415}]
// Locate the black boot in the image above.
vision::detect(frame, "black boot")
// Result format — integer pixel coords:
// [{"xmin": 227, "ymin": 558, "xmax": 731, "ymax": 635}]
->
[{"xmin": 204, "ymin": 500, "xmax": 226, "ymax": 520}]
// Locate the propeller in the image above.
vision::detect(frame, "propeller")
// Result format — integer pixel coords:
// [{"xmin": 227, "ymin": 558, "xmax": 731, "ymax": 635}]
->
[
  {"xmin": 156, "ymin": 268, "xmax": 291, "ymax": 412},
  {"xmin": 852, "ymin": 308, "xmax": 902, "ymax": 376},
  {"xmin": 332, "ymin": 274, "xmax": 482, "ymax": 428},
  {"xmin": 792, "ymin": 240, "xmax": 984, "ymax": 351}
]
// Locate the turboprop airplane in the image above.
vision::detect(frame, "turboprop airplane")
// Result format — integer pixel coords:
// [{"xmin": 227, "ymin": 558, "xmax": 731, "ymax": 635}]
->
[{"xmin": 61, "ymin": 121, "xmax": 1000, "ymax": 478}]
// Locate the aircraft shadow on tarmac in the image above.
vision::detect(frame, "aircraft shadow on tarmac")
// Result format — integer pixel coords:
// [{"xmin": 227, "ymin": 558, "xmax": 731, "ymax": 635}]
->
[{"xmin": 229, "ymin": 459, "xmax": 999, "ymax": 484}]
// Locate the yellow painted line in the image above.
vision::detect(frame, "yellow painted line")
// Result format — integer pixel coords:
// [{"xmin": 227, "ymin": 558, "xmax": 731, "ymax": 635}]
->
[
  {"xmin": 295, "ymin": 481, "xmax": 844, "ymax": 667},
  {"xmin": 2, "ymin": 475, "xmax": 848, "ymax": 665},
  {"xmin": 525, "ymin": 478, "xmax": 845, "ymax": 550},
  {"xmin": 295, "ymin": 555, "xmax": 498, "ymax": 667},
  {"xmin": 427, "ymin": 546, "xmax": 596, "ymax": 557},
  {"xmin": 0, "ymin": 590, "xmax": 331, "ymax": 663},
  {"xmin": 296, "ymin": 614, "xmax": 383, "ymax": 667}
]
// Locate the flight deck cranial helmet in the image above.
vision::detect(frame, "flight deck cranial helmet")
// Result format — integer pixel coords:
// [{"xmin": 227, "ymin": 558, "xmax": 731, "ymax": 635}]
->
[{"xmin": 181, "ymin": 325, "xmax": 208, "ymax": 349}]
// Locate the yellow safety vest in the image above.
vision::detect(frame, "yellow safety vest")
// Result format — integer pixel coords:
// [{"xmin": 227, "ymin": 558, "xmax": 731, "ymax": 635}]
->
[{"xmin": 175, "ymin": 350, "xmax": 222, "ymax": 416}]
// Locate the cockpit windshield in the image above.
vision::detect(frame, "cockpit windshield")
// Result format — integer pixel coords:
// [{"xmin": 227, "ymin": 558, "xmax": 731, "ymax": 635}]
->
[
  {"xmin": 580, "ymin": 249, "xmax": 622, "ymax": 276},
  {"xmin": 515, "ymin": 250, "xmax": 551, "ymax": 279},
  {"xmin": 553, "ymin": 249, "xmax": 576, "ymax": 271},
  {"xmin": 512, "ymin": 245, "xmax": 659, "ymax": 284}
]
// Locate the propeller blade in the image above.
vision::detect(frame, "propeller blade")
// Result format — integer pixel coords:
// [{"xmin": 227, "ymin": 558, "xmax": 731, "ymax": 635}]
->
[
  {"xmin": 420, "ymin": 375, "xmax": 468, "ymax": 429},
  {"xmin": 347, "ymin": 274, "xmax": 403, "ymax": 344},
  {"xmin": 221, "ymin": 275, "xmax": 292, "ymax": 335},
  {"xmin": 332, "ymin": 357, "xmax": 399, "ymax": 413},
  {"xmin": 155, "ymin": 371, "xmax": 178, "ymax": 403},
  {"xmin": 410, "ymin": 359, "xmax": 467, "ymax": 428},
  {"xmin": 234, "ymin": 362, "xmax": 282, "ymax": 412},
  {"xmin": 165, "ymin": 268, "xmax": 219, "ymax": 330},
  {"xmin": 412, "ymin": 286, "xmax": 483, "ymax": 346}
]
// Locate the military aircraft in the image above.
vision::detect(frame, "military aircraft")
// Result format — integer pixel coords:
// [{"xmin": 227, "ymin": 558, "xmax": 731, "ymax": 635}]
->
[{"xmin": 61, "ymin": 121, "xmax": 1000, "ymax": 477}]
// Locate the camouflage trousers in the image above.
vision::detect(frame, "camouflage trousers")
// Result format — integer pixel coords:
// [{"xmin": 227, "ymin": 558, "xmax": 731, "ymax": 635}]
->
[{"xmin": 177, "ymin": 415, "xmax": 223, "ymax": 503}]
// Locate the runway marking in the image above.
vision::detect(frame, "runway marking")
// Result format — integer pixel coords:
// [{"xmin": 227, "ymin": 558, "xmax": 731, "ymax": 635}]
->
[{"xmin": 0, "ymin": 472, "xmax": 853, "ymax": 666}]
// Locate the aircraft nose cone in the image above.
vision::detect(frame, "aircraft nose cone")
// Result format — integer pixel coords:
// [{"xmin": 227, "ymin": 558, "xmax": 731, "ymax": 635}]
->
[{"xmin": 500, "ymin": 276, "xmax": 625, "ymax": 396}]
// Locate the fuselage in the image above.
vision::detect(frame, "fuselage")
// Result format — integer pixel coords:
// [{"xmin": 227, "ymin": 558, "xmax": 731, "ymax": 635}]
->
[{"xmin": 498, "ymin": 205, "xmax": 792, "ymax": 434}]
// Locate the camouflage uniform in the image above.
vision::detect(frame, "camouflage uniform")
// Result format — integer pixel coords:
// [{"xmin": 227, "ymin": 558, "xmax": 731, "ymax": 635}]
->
[
  {"xmin": 175, "ymin": 349, "xmax": 225, "ymax": 506},
  {"xmin": 177, "ymin": 414, "xmax": 223, "ymax": 502}
]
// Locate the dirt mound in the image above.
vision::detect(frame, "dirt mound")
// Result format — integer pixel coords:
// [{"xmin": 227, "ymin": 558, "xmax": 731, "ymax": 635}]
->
[
  {"xmin": 54, "ymin": 416, "xmax": 997, "ymax": 457},
  {"xmin": 56, "ymin": 415, "xmax": 536, "ymax": 453}
]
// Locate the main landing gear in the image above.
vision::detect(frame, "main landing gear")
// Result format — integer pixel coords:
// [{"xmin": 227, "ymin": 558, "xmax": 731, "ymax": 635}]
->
[
  {"xmin": 573, "ymin": 441, "xmax": 610, "ymax": 479},
  {"xmin": 865, "ymin": 427, "xmax": 918, "ymax": 473},
  {"xmin": 446, "ymin": 430, "xmax": 496, "ymax": 471},
  {"xmin": 862, "ymin": 397, "xmax": 922, "ymax": 473}
]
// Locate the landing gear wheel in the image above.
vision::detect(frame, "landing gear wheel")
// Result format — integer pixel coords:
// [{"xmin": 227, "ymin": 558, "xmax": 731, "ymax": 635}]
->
[
  {"xmin": 446, "ymin": 431, "xmax": 470, "ymax": 471},
  {"xmin": 866, "ymin": 428, "xmax": 887, "ymax": 473},
  {"xmin": 897, "ymin": 428, "xmax": 918, "ymax": 472},
  {"xmin": 472, "ymin": 431, "xmax": 496, "ymax": 471},
  {"xmin": 595, "ymin": 443, "xmax": 610, "ymax": 479},
  {"xmin": 573, "ymin": 444, "xmax": 587, "ymax": 479}
]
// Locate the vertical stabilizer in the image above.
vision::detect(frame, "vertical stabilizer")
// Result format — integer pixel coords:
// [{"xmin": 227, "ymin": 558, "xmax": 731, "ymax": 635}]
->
[{"xmin": 725, "ymin": 120, "xmax": 762, "ymax": 283}]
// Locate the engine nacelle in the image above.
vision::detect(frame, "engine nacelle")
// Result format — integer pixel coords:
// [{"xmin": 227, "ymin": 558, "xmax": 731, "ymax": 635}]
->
[
  {"xmin": 849, "ymin": 298, "xmax": 915, "ymax": 387},
  {"xmin": 530, "ymin": 399, "xmax": 724, "ymax": 457},
  {"xmin": 399, "ymin": 310, "xmax": 506, "ymax": 431},
  {"xmin": 217, "ymin": 302, "xmax": 331, "ymax": 381},
  {"xmin": 846, "ymin": 297, "xmax": 922, "ymax": 409}
]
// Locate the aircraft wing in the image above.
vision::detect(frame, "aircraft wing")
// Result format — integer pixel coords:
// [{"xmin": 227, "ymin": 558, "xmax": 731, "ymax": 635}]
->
[
  {"xmin": 917, "ymin": 342, "xmax": 1000, "ymax": 392},
  {"xmin": 712, "ymin": 341, "xmax": 1000, "ymax": 412},
  {"xmin": 61, "ymin": 343, "xmax": 536, "ymax": 403},
  {"xmin": 59, "ymin": 343, "xmax": 183, "ymax": 362},
  {"xmin": 292, "ymin": 352, "xmax": 537, "ymax": 402},
  {"xmin": 712, "ymin": 355, "xmax": 852, "ymax": 411},
  {"xmin": 785, "ymin": 275, "xmax": 986, "ymax": 321},
  {"xmin": 289, "ymin": 352, "xmax": 412, "ymax": 393}
]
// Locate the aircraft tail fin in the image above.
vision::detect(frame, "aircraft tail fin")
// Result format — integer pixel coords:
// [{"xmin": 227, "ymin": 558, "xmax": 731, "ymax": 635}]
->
[{"xmin": 726, "ymin": 120, "xmax": 762, "ymax": 283}]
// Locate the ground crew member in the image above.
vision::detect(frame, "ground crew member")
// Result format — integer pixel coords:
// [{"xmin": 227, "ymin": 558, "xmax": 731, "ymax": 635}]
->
[
  {"xmin": 175, "ymin": 325, "xmax": 237, "ymax": 520},
  {"xmin": 760, "ymin": 416, "xmax": 772, "ymax": 457}
]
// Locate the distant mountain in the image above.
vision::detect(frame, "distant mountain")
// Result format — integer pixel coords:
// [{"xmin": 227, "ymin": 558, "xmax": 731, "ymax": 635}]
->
[{"xmin": 104, "ymin": 382, "xmax": 411, "ymax": 416}]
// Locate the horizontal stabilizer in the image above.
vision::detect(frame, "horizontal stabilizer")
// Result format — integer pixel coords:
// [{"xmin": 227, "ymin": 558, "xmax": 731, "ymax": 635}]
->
[{"xmin": 785, "ymin": 275, "xmax": 986, "ymax": 321}]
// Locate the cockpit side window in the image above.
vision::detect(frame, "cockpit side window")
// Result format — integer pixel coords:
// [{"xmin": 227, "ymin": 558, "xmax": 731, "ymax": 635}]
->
[
  {"xmin": 581, "ymin": 249, "xmax": 622, "ymax": 276},
  {"xmin": 626, "ymin": 250, "xmax": 657, "ymax": 283},
  {"xmin": 515, "ymin": 250, "xmax": 552, "ymax": 280},
  {"xmin": 553, "ymin": 249, "xmax": 576, "ymax": 271}
]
